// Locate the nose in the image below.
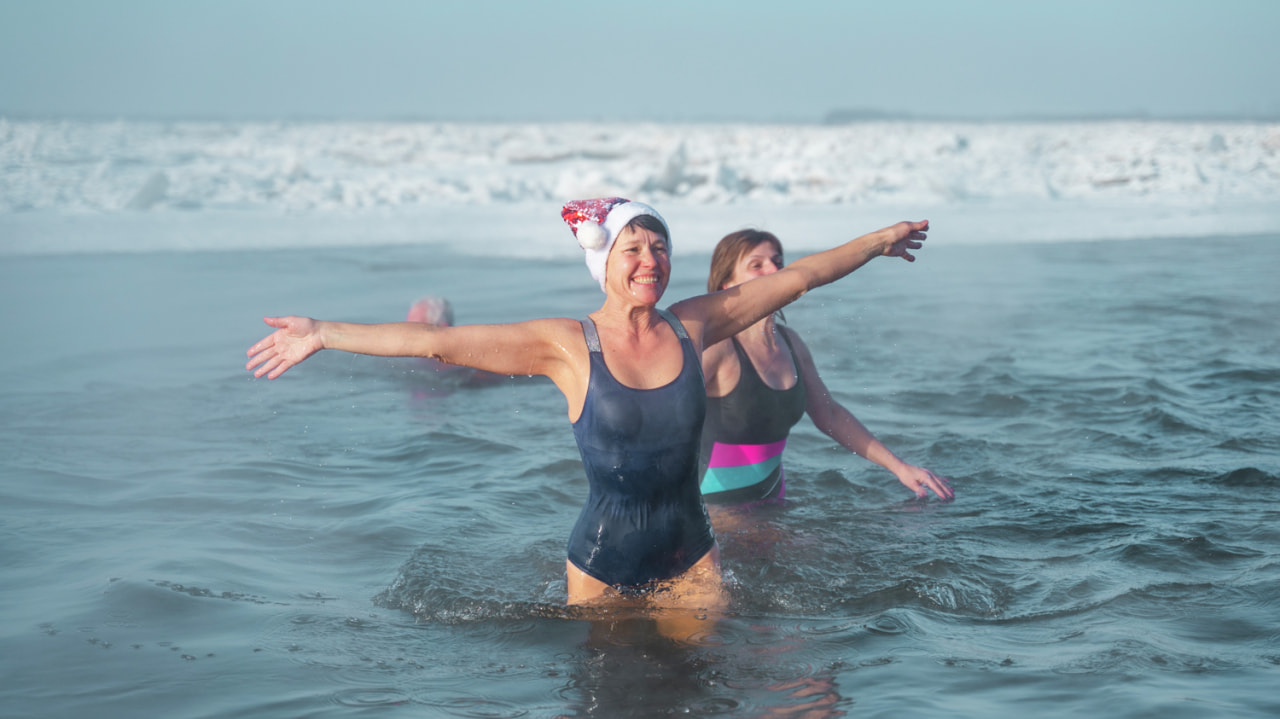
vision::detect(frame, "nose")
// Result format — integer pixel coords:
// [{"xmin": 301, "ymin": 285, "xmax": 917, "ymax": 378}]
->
[
  {"xmin": 762, "ymin": 259, "xmax": 780, "ymax": 274},
  {"xmin": 640, "ymin": 244, "xmax": 663, "ymax": 268}
]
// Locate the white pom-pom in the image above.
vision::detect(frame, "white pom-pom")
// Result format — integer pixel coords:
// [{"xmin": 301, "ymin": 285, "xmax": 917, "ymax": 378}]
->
[{"xmin": 576, "ymin": 222, "xmax": 608, "ymax": 250}]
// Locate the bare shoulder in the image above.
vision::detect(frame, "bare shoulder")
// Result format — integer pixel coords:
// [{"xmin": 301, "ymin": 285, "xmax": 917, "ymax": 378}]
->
[
  {"xmin": 441, "ymin": 316, "xmax": 587, "ymax": 379},
  {"xmin": 510, "ymin": 317, "xmax": 587, "ymax": 354},
  {"xmin": 668, "ymin": 295, "xmax": 722, "ymax": 350},
  {"xmin": 522, "ymin": 316, "xmax": 585, "ymax": 335}
]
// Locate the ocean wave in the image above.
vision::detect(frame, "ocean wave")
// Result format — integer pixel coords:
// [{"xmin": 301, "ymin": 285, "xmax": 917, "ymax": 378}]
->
[
  {"xmin": 3, "ymin": 118, "xmax": 1278, "ymax": 214},
  {"xmin": 1203, "ymin": 467, "xmax": 1277, "ymax": 487}
]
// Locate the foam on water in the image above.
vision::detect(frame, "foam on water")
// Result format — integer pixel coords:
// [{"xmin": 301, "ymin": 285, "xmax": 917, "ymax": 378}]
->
[{"xmin": 3, "ymin": 118, "xmax": 1279, "ymax": 256}]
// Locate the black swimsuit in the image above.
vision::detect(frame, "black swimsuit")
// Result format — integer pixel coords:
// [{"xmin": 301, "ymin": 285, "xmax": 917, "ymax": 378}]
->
[
  {"xmin": 699, "ymin": 329, "xmax": 807, "ymax": 504},
  {"xmin": 567, "ymin": 309, "xmax": 716, "ymax": 588}
]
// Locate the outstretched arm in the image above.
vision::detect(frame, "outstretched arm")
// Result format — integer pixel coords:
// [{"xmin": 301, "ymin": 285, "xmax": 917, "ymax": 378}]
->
[
  {"xmin": 787, "ymin": 328, "xmax": 953, "ymax": 501},
  {"xmin": 672, "ymin": 221, "xmax": 928, "ymax": 351},
  {"xmin": 245, "ymin": 315, "xmax": 581, "ymax": 383}
]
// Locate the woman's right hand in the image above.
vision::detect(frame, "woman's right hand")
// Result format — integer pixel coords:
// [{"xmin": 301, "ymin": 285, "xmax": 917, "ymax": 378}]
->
[
  {"xmin": 894, "ymin": 463, "xmax": 953, "ymax": 501},
  {"xmin": 246, "ymin": 316, "xmax": 323, "ymax": 379}
]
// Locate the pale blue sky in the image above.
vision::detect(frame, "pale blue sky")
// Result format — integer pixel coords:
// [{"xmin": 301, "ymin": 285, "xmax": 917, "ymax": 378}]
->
[{"xmin": 1, "ymin": 0, "xmax": 1276, "ymax": 121}]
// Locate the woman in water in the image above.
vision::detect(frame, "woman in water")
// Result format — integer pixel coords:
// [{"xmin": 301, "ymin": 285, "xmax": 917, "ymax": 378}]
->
[
  {"xmin": 246, "ymin": 198, "xmax": 930, "ymax": 613},
  {"xmin": 699, "ymin": 229, "xmax": 951, "ymax": 515},
  {"xmin": 403, "ymin": 295, "xmax": 502, "ymax": 389}
]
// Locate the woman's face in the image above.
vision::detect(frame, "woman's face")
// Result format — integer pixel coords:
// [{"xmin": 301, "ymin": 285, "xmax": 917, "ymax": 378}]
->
[
  {"xmin": 604, "ymin": 224, "xmax": 670, "ymax": 305},
  {"xmin": 724, "ymin": 241, "xmax": 783, "ymax": 289}
]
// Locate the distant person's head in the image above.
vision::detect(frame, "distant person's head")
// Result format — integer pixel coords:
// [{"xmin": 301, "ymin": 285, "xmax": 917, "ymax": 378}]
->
[
  {"xmin": 406, "ymin": 296, "xmax": 455, "ymax": 326},
  {"xmin": 708, "ymin": 229, "xmax": 784, "ymax": 292}
]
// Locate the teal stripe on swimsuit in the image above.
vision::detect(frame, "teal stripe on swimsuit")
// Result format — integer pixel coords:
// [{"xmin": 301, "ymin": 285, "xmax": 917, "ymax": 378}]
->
[{"xmin": 700, "ymin": 455, "xmax": 782, "ymax": 494}]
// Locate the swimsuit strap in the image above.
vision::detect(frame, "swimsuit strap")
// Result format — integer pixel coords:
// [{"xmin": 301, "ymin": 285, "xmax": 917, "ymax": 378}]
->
[
  {"xmin": 580, "ymin": 317, "xmax": 602, "ymax": 353},
  {"xmin": 776, "ymin": 324, "xmax": 800, "ymax": 357},
  {"xmin": 730, "ymin": 326, "xmax": 800, "ymax": 389},
  {"xmin": 581, "ymin": 309, "xmax": 687, "ymax": 352},
  {"xmin": 656, "ymin": 308, "xmax": 689, "ymax": 340},
  {"xmin": 729, "ymin": 336, "xmax": 754, "ymax": 370}
]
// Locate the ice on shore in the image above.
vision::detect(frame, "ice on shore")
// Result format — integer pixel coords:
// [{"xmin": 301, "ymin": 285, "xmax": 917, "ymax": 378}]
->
[
  {"xmin": 1, "ymin": 118, "xmax": 1278, "ymax": 254},
  {"xmin": 4, "ymin": 118, "xmax": 1278, "ymax": 212}
]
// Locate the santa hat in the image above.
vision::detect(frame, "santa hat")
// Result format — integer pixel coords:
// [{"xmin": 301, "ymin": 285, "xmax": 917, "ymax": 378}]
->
[{"xmin": 561, "ymin": 197, "xmax": 671, "ymax": 292}]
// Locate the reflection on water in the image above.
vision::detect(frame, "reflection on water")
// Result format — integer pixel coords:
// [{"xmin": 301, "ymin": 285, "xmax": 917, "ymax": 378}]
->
[
  {"xmin": 2, "ymin": 236, "xmax": 1279, "ymax": 717},
  {"xmin": 561, "ymin": 616, "xmax": 847, "ymax": 718}
]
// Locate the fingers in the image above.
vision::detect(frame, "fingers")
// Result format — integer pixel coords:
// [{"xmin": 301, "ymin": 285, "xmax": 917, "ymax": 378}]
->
[
  {"xmin": 246, "ymin": 319, "xmax": 313, "ymax": 380},
  {"xmin": 246, "ymin": 346, "xmax": 267, "ymax": 370},
  {"xmin": 932, "ymin": 480, "xmax": 954, "ymax": 501},
  {"xmin": 266, "ymin": 359, "xmax": 291, "ymax": 380},
  {"xmin": 246, "ymin": 341, "xmax": 287, "ymax": 379},
  {"xmin": 247, "ymin": 354, "xmax": 274, "ymax": 378},
  {"xmin": 255, "ymin": 355, "xmax": 289, "ymax": 380},
  {"xmin": 901, "ymin": 220, "xmax": 927, "ymax": 242},
  {"xmin": 909, "ymin": 468, "xmax": 954, "ymax": 501},
  {"xmin": 891, "ymin": 236, "xmax": 924, "ymax": 262},
  {"xmin": 921, "ymin": 472, "xmax": 954, "ymax": 501}
]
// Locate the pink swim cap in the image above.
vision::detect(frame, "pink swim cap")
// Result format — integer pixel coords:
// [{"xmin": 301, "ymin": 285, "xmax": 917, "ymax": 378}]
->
[{"xmin": 406, "ymin": 296, "xmax": 455, "ymax": 326}]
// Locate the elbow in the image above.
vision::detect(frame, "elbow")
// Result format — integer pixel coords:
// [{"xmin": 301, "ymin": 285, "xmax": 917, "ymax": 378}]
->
[
  {"xmin": 789, "ymin": 266, "xmax": 825, "ymax": 294},
  {"xmin": 806, "ymin": 407, "xmax": 831, "ymax": 434},
  {"xmin": 774, "ymin": 268, "xmax": 812, "ymax": 299}
]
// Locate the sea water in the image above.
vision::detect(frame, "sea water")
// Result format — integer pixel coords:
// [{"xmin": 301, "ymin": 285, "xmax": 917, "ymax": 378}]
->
[{"xmin": 2, "ymin": 120, "xmax": 1279, "ymax": 717}]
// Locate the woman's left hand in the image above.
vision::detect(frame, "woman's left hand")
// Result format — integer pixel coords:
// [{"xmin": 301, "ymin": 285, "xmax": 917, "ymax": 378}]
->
[
  {"xmin": 896, "ymin": 463, "xmax": 953, "ymax": 500},
  {"xmin": 880, "ymin": 220, "xmax": 929, "ymax": 262}
]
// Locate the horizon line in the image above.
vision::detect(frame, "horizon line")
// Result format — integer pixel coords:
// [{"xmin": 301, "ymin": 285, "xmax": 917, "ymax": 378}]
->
[{"xmin": 2, "ymin": 109, "xmax": 1277, "ymax": 125}]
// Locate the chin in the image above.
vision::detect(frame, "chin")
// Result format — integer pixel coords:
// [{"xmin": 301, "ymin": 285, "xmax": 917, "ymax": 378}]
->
[{"xmin": 634, "ymin": 284, "xmax": 665, "ymax": 301}]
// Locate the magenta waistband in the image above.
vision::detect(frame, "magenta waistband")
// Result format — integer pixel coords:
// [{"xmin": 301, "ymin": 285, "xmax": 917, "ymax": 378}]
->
[{"xmin": 706, "ymin": 439, "xmax": 788, "ymax": 468}]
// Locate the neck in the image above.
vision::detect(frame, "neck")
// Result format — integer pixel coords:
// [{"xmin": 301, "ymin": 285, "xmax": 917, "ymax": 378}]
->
[
  {"xmin": 595, "ymin": 296, "xmax": 662, "ymax": 331},
  {"xmin": 741, "ymin": 313, "xmax": 779, "ymax": 344}
]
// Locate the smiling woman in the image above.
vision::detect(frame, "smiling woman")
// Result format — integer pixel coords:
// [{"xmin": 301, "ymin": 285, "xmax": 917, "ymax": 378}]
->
[
  {"xmin": 244, "ymin": 197, "xmax": 930, "ymax": 636},
  {"xmin": 698, "ymin": 229, "xmax": 952, "ymax": 523},
  {"xmin": 605, "ymin": 218, "xmax": 669, "ymax": 302}
]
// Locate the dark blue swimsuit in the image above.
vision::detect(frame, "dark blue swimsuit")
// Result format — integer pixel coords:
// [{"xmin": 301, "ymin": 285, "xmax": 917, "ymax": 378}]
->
[{"xmin": 567, "ymin": 309, "xmax": 716, "ymax": 588}]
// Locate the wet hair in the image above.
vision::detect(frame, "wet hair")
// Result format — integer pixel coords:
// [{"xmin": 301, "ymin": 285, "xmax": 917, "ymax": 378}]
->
[{"xmin": 707, "ymin": 229, "xmax": 784, "ymax": 293}]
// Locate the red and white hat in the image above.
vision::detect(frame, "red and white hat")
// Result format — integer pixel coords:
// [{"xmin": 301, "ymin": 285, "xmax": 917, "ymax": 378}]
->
[{"xmin": 561, "ymin": 197, "xmax": 670, "ymax": 292}]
